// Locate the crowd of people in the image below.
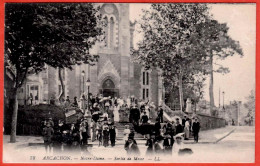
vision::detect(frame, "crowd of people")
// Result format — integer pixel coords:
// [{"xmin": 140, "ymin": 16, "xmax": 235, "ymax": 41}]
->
[
  {"xmin": 43, "ymin": 94, "xmax": 200, "ymax": 156},
  {"xmin": 43, "ymin": 94, "xmax": 157, "ymax": 154},
  {"xmin": 123, "ymin": 114, "xmax": 200, "ymax": 156}
]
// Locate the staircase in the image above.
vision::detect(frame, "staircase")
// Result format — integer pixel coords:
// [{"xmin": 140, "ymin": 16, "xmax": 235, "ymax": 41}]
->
[
  {"xmin": 162, "ymin": 102, "xmax": 186, "ymax": 122},
  {"xmin": 114, "ymin": 122, "xmax": 145, "ymax": 140}
]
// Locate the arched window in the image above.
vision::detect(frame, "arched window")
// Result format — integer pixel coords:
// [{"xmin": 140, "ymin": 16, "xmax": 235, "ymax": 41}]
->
[
  {"xmin": 103, "ymin": 16, "xmax": 109, "ymax": 47},
  {"xmin": 141, "ymin": 70, "xmax": 150, "ymax": 100},
  {"xmin": 110, "ymin": 17, "xmax": 114, "ymax": 47},
  {"xmin": 100, "ymin": 4, "xmax": 118, "ymax": 49},
  {"xmin": 102, "ymin": 79, "xmax": 115, "ymax": 89}
]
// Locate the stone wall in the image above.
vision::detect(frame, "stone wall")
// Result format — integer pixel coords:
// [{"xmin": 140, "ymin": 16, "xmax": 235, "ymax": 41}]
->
[{"xmin": 187, "ymin": 112, "xmax": 226, "ymax": 130}]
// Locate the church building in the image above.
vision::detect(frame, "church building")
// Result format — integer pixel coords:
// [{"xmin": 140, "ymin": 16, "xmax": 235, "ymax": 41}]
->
[{"xmin": 17, "ymin": 3, "xmax": 165, "ymax": 107}]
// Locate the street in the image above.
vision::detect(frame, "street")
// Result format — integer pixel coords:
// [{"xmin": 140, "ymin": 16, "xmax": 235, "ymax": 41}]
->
[{"xmin": 3, "ymin": 126, "xmax": 255, "ymax": 163}]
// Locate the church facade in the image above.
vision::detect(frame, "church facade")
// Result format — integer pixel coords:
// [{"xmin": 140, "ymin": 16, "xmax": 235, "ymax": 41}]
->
[{"xmin": 17, "ymin": 3, "xmax": 165, "ymax": 107}]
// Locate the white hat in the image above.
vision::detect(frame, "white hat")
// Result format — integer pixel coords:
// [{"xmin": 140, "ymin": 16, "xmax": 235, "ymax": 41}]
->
[{"xmin": 174, "ymin": 133, "xmax": 184, "ymax": 141}]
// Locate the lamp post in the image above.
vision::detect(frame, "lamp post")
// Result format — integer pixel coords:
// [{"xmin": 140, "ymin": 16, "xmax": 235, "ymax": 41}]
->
[
  {"xmin": 86, "ymin": 79, "xmax": 91, "ymax": 115},
  {"xmin": 238, "ymin": 101, "xmax": 241, "ymax": 126},
  {"xmin": 81, "ymin": 70, "xmax": 85, "ymax": 94},
  {"xmin": 222, "ymin": 91, "xmax": 225, "ymax": 109}
]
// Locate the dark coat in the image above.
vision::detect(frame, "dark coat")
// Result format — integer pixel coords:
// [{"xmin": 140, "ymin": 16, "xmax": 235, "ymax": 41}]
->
[
  {"xmin": 141, "ymin": 115, "xmax": 149, "ymax": 123},
  {"xmin": 158, "ymin": 108, "xmax": 163, "ymax": 116},
  {"xmin": 125, "ymin": 140, "xmax": 140, "ymax": 155},
  {"xmin": 192, "ymin": 122, "xmax": 200, "ymax": 133},
  {"xmin": 103, "ymin": 130, "xmax": 109, "ymax": 147},
  {"xmin": 154, "ymin": 122, "xmax": 161, "ymax": 135},
  {"xmin": 176, "ymin": 124, "xmax": 183, "ymax": 134},
  {"xmin": 182, "ymin": 118, "xmax": 186, "ymax": 126},
  {"xmin": 109, "ymin": 127, "xmax": 116, "ymax": 139},
  {"xmin": 145, "ymin": 139, "xmax": 154, "ymax": 156}
]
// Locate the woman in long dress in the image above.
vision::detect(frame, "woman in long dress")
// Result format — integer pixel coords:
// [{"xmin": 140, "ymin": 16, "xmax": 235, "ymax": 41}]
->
[
  {"xmin": 172, "ymin": 133, "xmax": 184, "ymax": 155},
  {"xmin": 114, "ymin": 104, "xmax": 120, "ymax": 122}
]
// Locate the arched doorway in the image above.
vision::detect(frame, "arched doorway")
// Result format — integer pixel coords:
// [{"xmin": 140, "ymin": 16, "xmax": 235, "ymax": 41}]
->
[{"xmin": 100, "ymin": 79, "xmax": 119, "ymax": 98}]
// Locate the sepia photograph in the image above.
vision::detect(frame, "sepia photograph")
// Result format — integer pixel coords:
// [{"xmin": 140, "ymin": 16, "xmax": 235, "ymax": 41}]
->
[{"xmin": 3, "ymin": 2, "xmax": 256, "ymax": 163}]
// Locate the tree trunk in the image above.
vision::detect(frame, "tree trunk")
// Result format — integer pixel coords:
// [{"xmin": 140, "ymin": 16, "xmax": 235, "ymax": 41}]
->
[
  {"xmin": 58, "ymin": 68, "xmax": 65, "ymax": 102},
  {"xmin": 10, "ymin": 88, "xmax": 18, "ymax": 143},
  {"xmin": 178, "ymin": 70, "xmax": 184, "ymax": 112},
  {"xmin": 209, "ymin": 54, "xmax": 215, "ymax": 115}
]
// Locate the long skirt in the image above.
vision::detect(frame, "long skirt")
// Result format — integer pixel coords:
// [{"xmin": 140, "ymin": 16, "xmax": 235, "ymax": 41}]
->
[
  {"xmin": 92, "ymin": 128, "xmax": 96, "ymax": 142},
  {"xmin": 184, "ymin": 127, "xmax": 189, "ymax": 139},
  {"xmin": 103, "ymin": 136, "xmax": 109, "ymax": 147}
]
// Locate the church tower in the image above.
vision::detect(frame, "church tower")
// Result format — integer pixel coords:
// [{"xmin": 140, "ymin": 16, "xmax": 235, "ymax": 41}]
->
[
  {"xmin": 17, "ymin": 3, "xmax": 163, "ymax": 110},
  {"xmin": 90, "ymin": 3, "xmax": 132, "ymax": 99}
]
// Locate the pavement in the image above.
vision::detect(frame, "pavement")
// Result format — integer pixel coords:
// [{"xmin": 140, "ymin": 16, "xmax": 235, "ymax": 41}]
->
[
  {"xmin": 3, "ymin": 125, "xmax": 236, "ymax": 146},
  {"xmin": 3, "ymin": 126, "xmax": 254, "ymax": 163},
  {"xmin": 183, "ymin": 125, "xmax": 236, "ymax": 144}
]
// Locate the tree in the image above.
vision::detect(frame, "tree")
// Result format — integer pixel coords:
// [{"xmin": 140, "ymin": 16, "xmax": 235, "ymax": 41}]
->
[
  {"xmin": 243, "ymin": 89, "xmax": 255, "ymax": 125},
  {"xmin": 195, "ymin": 19, "xmax": 243, "ymax": 114},
  {"xmin": 5, "ymin": 3, "xmax": 103, "ymax": 142},
  {"xmin": 133, "ymin": 3, "xmax": 209, "ymax": 111}
]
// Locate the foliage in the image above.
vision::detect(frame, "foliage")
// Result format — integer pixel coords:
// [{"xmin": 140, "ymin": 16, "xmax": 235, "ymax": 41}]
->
[
  {"xmin": 5, "ymin": 3, "xmax": 103, "ymax": 142},
  {"xmin": 5, "ymin": 3, "xmax": 103, "ymax": 89},
  {"xmin": 243, "ymin": 89, "xmax": 255, "ymax": 125},
  {"xmin": 195, "ymin": 18, "xmax": 243, "ymax": 112},
  {"xmin": 133, "ymin": 3, "xmax": 209, "ymax": 78},
  {"xmin": 133, "ymin": 3, "xmax": 243, "ymax": 114},
  {"xmin": 133, "ymin": 4, "xmax": 210, "ymax": 110}
]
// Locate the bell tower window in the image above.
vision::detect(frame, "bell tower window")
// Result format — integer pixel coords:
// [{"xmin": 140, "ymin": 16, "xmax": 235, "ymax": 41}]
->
[
  {"xmin": 101, "ymin": 4, "xmax": 118, "ymax": 49},
  {"xmin": 104, "ymin": 16, "xmax": 109, "ymax": 47},
  {"xmin": 110, "ymin": 17, "xmax": 114, "ymax": 47}
]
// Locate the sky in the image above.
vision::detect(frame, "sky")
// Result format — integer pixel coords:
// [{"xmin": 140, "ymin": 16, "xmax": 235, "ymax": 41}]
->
[{"xmin": 129, "ymin": 3, "xmax": 256, "ymax": 106}]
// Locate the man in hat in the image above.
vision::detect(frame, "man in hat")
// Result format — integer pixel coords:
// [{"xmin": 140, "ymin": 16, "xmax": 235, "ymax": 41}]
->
[
  {"xmin": 158, "ymin": 105, "xmax": 164, "ymax": 123},
  {"xmin": 145, "ymin": 132, "xmax": 155, "ymax": 156},
  {"xmin": 192, "ymin": 118, "xmax": 200, "ymax": 143},
  {"xmin": 109, "ymin": 124, "xmax": 117, "ymax": 147},
  {"xmin": 124, "ymin": 132, "xmax": 140, "ymax": 156},
  {"xmin": 141, "ymin": 111, "xmax": 149, "ymax": 124},
  {"xmin": 131, "ymin": 104, "xmax": 140, "ymax": 126},
  {"xmin": 163, "ymin": 121, "xmax": 175, "ymax": 147},
  {"xmin": 42, "ymin": 122, "xmax": 54, "ymax": 153},
  {"xmin": 175, "ymin": 118, "xmax": 183, "ymax": 135},
  {"xmin": 79, "ymin": 119, "xmax": 89, "ymax": 150},
  {"xmin": 182, "ymin": 115, "xmax": 187, "ymax": 129}
]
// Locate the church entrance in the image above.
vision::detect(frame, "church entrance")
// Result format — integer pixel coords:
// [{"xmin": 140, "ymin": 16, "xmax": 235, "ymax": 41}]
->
[{"xmin": 100, "ymin": 79, "xmax": 119, "ymax": 98}]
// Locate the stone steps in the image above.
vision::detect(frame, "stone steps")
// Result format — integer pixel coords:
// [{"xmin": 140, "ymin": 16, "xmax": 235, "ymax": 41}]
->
[{"xmin": 114, "ymin": 122, "xmax": 144, "ymax": 140}]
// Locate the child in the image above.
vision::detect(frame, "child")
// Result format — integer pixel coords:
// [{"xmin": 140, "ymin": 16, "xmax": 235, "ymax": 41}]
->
[{"xmin": 123, "ymin": 125, "xmax": 131, "ymax": 143}]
